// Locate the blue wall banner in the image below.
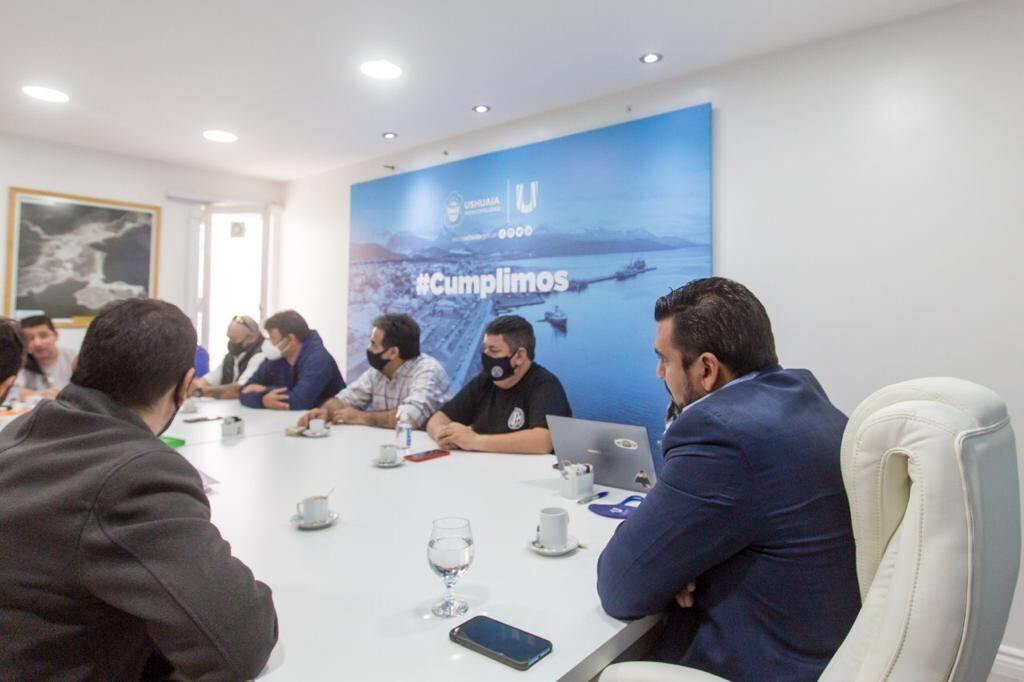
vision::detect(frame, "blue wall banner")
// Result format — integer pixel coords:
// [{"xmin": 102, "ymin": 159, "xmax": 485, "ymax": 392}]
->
[{"xmin": 349, "ymin": 102, "xmax": 712, "ymax": 456}]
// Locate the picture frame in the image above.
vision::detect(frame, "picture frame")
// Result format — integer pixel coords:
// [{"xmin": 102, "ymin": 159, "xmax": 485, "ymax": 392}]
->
[{"xmin": 4, "ymin": 187, "xmax": 161, "ymax": 328}]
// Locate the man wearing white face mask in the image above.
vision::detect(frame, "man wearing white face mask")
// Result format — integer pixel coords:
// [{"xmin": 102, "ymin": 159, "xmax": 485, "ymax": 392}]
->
[{"xmin": 240, "ymin": 310, "xmax": 345, "ymax": 410}]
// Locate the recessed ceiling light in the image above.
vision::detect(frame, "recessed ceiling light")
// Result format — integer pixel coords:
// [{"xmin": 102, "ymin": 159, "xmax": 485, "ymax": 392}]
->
[
  {"xmin": 382, "ymin": 132, "xmax": 398, "ymax": 140},
  {"xmin": 639, "ymin": 53, "xmax": 663, "ymax": 64},
  {"xmin": 361, "ymin": 60, "xmax": 402, "ymax": 80},
  {"xmin": 203, "ymin": 130, "xmax": 238, "ymax": 143},
  {"xmin": 472, "ymin": 104, "xmax": 491, "ymax": 114},
  {"xmin": 22, "ymin": 85, "xmax": 70, "ymax": 103}
]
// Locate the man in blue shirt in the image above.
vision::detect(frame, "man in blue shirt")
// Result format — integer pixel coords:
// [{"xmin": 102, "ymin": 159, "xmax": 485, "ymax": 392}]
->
[
  {"xmin": 240, "ymin": 310, "xmax": 344, "ymax": 411},
  {"xmin": 597, "ymin": 277, "xmax": 860, "ymax": 681}
]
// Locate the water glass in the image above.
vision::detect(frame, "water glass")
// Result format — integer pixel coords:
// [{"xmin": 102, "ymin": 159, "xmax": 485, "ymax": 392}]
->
[{"xmin": 427, "ymin": 517, "xmax": 474, "ymax": 617}]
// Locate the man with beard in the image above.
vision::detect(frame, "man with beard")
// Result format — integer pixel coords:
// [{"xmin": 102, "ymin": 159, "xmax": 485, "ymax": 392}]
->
[
  {"xmin": 0, "ymin": 299, "xmax": 277, "ymax": 680},
  {"xmin": 192, "ymin": 315, "xmax": 266, "ymax": 400},
  {"xmin": 597, "ymin": 277, "xmax": 859, "ymax": 682}
]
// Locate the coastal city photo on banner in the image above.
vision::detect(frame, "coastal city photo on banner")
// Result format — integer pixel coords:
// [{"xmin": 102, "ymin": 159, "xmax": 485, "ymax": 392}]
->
[{"xmin": 349, "ymin": 102, "xmax": 712, "ymax": 456}]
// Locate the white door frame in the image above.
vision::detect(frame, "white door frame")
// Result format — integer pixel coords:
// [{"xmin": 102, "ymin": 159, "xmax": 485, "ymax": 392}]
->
[{"xmin": 196, "ymin": 204, "xmax": 272, "ymax": 350}]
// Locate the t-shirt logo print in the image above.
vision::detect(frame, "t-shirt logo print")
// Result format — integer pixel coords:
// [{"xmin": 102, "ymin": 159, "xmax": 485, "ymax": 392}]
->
[{"xmin": 507, "ymin": 407, "xmax": 526, "ymax": 431}]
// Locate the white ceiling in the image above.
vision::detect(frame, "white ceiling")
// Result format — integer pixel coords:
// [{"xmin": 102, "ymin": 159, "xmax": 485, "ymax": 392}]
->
[{"xmin": 0, "ymin": 0, "xmax": 968, "ymax": 181}]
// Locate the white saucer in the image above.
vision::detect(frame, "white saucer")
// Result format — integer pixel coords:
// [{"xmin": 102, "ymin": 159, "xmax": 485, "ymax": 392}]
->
[
  {"xmin": 529, "ymin": 536, "xmax": 579, "ymax": 557},
  {"xmin": 372, "ymin": 457, "xmax": 405, "ymax": 468},
  {"xmin": 301, "ymin": 429, "xmax": 330, "ymax": 438},
  {"xmin": 290, "ymin": 511, "xmax": 339, "ymax": 530}
]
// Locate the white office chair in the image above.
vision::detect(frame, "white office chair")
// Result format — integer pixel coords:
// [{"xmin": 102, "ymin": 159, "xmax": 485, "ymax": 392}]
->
[{"xmin": 600, "ymin": 378, "xmax": 1020, "ymax": 682}]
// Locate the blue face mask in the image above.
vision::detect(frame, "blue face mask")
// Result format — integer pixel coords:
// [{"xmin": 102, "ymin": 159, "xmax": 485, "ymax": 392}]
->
[{"xmin": 480, "ymin": 352, "xmax": 515, "ymax": 382}]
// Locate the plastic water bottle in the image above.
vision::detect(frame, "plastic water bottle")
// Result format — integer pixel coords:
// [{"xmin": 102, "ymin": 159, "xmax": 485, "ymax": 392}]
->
[{"xmin": 395, "ymin": 407, "xmax": 413, "ymax": 455}]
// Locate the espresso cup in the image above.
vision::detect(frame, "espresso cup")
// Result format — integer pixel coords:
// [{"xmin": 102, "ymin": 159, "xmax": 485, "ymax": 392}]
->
[
  {"xmin": 308, "ymin": 418, "xmax": 326, "ymax": 434},
  {"xmin": 536, "ymin": 507, "xmax": 570, "ymax": 549},
  {"xmin": 296, "ymin": 495, "xmax": 330, "ymax": 524},
  {"xmin": 378, "ymin": 444, "xmax": 399, "ymax": 465}
]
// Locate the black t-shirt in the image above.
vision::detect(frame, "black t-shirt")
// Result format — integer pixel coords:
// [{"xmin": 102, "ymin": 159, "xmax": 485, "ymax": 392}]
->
[{"xmin": 440, "ymin": 363, "xmax": 572, "ymax": 435}]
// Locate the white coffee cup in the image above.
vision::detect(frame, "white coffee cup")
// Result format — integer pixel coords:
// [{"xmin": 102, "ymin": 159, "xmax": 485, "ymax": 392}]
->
[
  {"xmin": 297, "ymin": 495, "xmax": 330, "ymax": 524},
  {"xmin": 536, "ymin": 507, "xmax": 570, "ymax": 549},
  {"xmin": 308, "ymin": 418, "xmax": 326, "ymax": 434},
  {"xmin": 378, "ymin": 443, "xmax": 399, "ymax": 465}
]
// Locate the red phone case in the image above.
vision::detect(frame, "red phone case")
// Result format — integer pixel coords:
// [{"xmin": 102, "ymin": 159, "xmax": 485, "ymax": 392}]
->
[{"xmin": 404, "ymin": 449, "xmax": 450, "ymax": 462}]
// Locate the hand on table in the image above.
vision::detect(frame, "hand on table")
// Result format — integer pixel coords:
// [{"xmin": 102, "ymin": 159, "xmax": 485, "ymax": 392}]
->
[
  {"xmin": 675, "ymin": 582, "xmax": 697, "ymax": 609},
  {"xmin": 298, "ymin": 407, "xmax": 328, "ymax": 428},
  {"xmin": 261, "ymin": 388, "xmax": 289, "ymax": 410},
  {"xmin": 434, "ymin": 422, "xmax": 478, "ymax": 451}
]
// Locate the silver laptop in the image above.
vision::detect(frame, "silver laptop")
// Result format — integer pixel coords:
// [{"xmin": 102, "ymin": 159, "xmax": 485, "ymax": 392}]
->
[{"xmin": 547, "ymin": 415, "xmax": 657, "ymax": 493}]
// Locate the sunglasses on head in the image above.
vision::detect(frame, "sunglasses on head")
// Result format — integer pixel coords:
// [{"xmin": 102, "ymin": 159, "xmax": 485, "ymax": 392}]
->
[{"xmin": 232, "ymin": 315, "xmax": 260, "ymax": 334}]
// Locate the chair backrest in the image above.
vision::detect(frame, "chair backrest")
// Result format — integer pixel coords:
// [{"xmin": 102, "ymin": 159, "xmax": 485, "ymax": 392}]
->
[{"xmin": 821, "ymin": 378, "xmax": 1020, "ymax": 681}]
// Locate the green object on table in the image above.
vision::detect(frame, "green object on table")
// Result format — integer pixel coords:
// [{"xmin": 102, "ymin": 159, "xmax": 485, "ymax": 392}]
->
[{"xmin": 160, "ymin": 436, "xmax": 186, "ymax": 449}]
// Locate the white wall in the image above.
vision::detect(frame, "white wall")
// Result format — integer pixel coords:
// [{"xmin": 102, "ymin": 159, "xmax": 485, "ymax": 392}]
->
[
  {"xmin": 278, "ymin": 0, "xmax": 1024, "ymax": 660},
  {"xmin": 0, "ymin": 133, "xmax": 285, "ymax": 349}
]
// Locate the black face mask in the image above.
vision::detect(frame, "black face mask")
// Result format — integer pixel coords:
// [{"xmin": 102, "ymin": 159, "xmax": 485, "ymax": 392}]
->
[
  {"xmin": 158, "ymin": 378, "xmax": 187, "ymax": 437},
  {"xmin": 481, "ymin": 352, "xmax": 515, "ymax": 382},
  {"xmin": 227, "ymin": 340, "xmax": 244, "ymax": 355},
  {"xmin": 366, "ymin": 348, "xmax": 389, "ymax": 372}
]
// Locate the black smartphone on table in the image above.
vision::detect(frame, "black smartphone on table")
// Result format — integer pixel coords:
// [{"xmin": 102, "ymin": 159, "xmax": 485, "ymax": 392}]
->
[{"xmin": 449, "ymin": 615, "xmax": 552, "ymax": 671}]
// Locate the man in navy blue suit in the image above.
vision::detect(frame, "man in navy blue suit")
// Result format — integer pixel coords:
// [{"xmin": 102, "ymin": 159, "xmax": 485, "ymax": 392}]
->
[{"xmin": 597, "ymin": 277, "xmax": 860, "ymax": 681}]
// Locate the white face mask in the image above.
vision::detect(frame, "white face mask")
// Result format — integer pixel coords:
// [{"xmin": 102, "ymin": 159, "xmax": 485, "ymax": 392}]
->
[{"xmin": 262, "ymin": 338, "xmax": 286, "ymax": 361}]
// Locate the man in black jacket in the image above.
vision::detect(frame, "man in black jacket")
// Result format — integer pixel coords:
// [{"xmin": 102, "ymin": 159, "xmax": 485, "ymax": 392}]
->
[{"xmin": 0, "ymin": 298, "xmax": 278, "ymax": 680}]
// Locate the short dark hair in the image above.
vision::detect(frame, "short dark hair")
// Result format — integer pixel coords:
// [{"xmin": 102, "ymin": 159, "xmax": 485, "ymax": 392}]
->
[
  {"xmin": 71, "ymin": 299, "xmax": 197, "ymax": 408},
  {"xmin": 654, "ymin": 277, "xmax": 778, "ymax": 376},
  {"xmin": 264, "ymin": 310, "xmax": 310, "ymax": 342},
  {"xmin": 19, "ymin": 315, "xmax": 55, "ymax": 332},
  {"xmin": 0, "ymin": 317, "xmax": 25, "ymax": 383},
  {"xmin": 373, "ymin": 314, "xmax": 420, "ymax": 360},
  {"xmin": 485, "ymin": 315, "xmax": 536, "ymax": 360}
]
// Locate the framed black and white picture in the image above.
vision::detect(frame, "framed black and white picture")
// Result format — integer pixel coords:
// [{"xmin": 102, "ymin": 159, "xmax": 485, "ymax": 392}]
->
[{"xmin": 4, "ymin": 187, "xmax": 161, "ymax": 327}]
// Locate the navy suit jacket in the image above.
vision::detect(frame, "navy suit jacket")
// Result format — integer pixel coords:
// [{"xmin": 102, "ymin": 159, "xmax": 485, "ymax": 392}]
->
[{"xmin": 597, "ymin": 367, "xmax": 860, "ymax": 682}]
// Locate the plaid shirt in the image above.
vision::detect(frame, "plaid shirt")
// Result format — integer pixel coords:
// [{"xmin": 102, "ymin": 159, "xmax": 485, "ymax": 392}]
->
[{"xmin": 337, "ymin": 353, "xmax": 452, "ymax": 426}]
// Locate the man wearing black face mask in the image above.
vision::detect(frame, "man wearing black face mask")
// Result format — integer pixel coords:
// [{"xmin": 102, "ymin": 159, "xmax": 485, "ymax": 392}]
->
[
  {"xmin": 299, "ymin": 314, "xmax": 451, "ymax": 429},
  {"xmin": 427, "ymin": 315, "xmax": 571, "ymax": 454},
  {"xmin": 192, "ymin": 315, "xmax": 266, "ymax": 400},
  {"xmin": 0, "ymin": 299, "xmax": 278, "ymax": 680},
  {"xmin": 0, "ymin": 317, "xmax": 26, "ymax": 404}
]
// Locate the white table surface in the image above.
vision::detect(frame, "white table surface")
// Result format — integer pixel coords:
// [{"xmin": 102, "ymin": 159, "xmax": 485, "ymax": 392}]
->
[
  {"xmin": 165, "ymin": 398, "xmax": 297, "ymax": 445},
  {"xmin": 177, "ymin": 422, "xmax": 657, "ymax": 681}
]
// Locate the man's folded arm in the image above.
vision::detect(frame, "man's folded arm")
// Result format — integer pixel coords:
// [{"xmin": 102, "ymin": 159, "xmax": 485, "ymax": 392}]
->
[{"xmin": 597, "ymin": 411, "xmax": 757, "ymax": 619}]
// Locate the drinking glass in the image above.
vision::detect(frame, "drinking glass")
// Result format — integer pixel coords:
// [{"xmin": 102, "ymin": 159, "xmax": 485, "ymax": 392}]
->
[{"xmin": 427, "ymin": 517, "xmax": 474, "ymax": 617}]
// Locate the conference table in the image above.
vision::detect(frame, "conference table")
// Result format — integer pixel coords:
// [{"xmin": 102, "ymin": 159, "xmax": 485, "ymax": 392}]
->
[{"xmin": 166, "ymin": 399, "xmax": 659, "ymax": 681}]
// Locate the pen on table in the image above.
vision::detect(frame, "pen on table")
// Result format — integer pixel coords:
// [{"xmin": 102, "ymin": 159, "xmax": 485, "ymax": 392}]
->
[{"xmin": 577, "ymin": 491, "xmax": 608, "ymax": 505}]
